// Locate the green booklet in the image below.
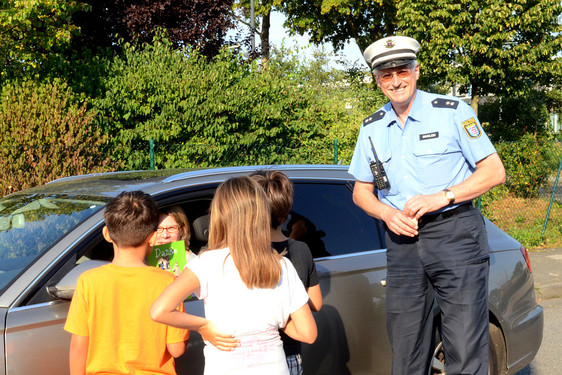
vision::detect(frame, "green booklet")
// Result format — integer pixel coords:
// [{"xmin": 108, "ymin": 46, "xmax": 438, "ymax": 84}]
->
[{"xmin": 147, "ymin": 240, "xmax": 187, "ymax": 277}]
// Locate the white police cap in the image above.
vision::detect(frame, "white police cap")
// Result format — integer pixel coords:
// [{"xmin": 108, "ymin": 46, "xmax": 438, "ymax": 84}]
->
[{"xmin": 363, "ymin": 36, "xmax": 420, "ymax": 70}]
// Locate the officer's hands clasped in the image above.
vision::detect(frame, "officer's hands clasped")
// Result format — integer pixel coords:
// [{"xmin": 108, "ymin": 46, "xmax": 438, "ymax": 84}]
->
[
  {"xmin": 381, "ymin": 206, "xmax": 418, "ymax": 237},
  {"xmin": 403, "ymin": 192, "xmax": 449, "ymax": 221},
  {"xmin": 382, "ymin": 192, "xmax": 450, "ymax": 237}
]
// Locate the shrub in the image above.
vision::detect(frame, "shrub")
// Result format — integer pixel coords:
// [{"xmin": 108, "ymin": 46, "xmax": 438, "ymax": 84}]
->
[
  {"xmin": 267, "ymin": 45, "xmax": 387, "ymax": 165},
  {"xmin": 495, "ymin": 134, "xmax": 561, "ymax": 198},
  {"xmin": 93, "ymin": 36, "xmax": 336, "ymax": 169},
  {"xmin": 0, "ymin": 79, "xmax": 110, "ymax": 196},
  {"xmin": 93, "ymin": 36, "xmax": 386, "ymax": 170}
]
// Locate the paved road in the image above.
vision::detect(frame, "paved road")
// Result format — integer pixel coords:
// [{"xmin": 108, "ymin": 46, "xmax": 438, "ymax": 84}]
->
[
  {"xmin": 514, "ymin": 248, "xmax": 562, "ymax": 375},
  {"xmin": 514, "ymin": 298, "xmax": 561, "ymax": 375}
]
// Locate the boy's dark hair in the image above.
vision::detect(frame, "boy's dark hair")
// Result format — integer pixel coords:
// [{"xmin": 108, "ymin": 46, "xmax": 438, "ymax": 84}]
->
[
  {"xmin": 104, "ymin": 191, "xmax": 159, "ymax": 247},
  {"xmin": 250, "ymin": 170, "xmax": 293, "ymax": 229}
]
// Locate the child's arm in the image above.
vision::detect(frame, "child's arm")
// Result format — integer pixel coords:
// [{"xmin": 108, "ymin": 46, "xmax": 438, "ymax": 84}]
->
[
  {"xmin": 69, "ymin": 334, "xmax": 88, "ymax": 375},
  {"xmin": 166, "ymin": 341, "xmax": 187, "ymax": 358},
  {"xmin": 307, "ymin": 284, "xmax": 323, "ymax": 312},
  {"xmin": 198, "ymin": 320, "xmax": 241, "ymax": 351},
  {"xmin": 150, "ymin": 268, "xmax": 239, "ymax": 351},
  {"xmin": 282, "ymin": 303, "xmax": 317, "ymax": 344}
]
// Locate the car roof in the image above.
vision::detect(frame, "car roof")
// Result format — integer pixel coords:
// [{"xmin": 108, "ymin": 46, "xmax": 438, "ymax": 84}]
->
[{"xmin": 7, "ymin": 165, "xmax": 354, "ymax": 198}]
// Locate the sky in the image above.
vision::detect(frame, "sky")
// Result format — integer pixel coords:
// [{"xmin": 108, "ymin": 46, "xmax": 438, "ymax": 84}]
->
[{"xmin": 259, "ymin": 11, "xmax": 367, "ymax": 69}]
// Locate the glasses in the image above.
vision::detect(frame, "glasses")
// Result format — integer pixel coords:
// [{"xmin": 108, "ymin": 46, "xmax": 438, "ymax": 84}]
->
[
  {"xmin": 156, "ymin": 225, "xmax": 180, "ymax": 234},
  {"xmin": 377, "ymin": 68, "xmax": 412, "ymax": 83}
]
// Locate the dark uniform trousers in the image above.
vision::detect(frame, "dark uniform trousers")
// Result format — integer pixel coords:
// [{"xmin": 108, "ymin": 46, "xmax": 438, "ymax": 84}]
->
[{"xmin": 385, "ymin": 205, "xmax": 490, "ymax": 375}]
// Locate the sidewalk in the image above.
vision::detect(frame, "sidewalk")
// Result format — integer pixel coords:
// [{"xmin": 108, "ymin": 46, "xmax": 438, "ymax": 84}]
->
[{"xmin": 528, "ymin": 247, "xmax": 562, "ymax": 300}]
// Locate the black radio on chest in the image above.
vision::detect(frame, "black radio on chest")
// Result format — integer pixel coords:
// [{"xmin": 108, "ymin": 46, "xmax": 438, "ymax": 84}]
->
[{"xmin": 368, "ymin": 136, "xmax": 390, "ymax": 190}]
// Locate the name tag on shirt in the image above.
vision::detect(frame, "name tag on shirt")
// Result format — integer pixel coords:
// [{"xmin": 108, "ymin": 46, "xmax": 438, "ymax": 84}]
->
[{"xmin": 419, "ymin": 132, "xmax": 439, "ymax": 140}]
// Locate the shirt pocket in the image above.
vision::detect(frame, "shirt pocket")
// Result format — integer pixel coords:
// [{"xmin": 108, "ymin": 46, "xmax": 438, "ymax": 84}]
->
[{"xmin": 412, "ymin": 140, "xmax": 452, "ymax": 188}]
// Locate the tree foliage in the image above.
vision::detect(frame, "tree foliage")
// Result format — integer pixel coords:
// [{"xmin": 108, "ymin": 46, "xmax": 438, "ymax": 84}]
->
[
  {"xmin": 479, "ymin": 89, "xmax": 551, "ymax": 142},
  {"xmin": 0, "ymin": 0, "xmax": 89, "ymax": 82},
  {"xmin": 71, "ymin": 0, "xmax": 236, "ymax": 57},
  {"xmin": 397, "ymin": 0, "xmax": 562, "ymax": 111},
  {"xmin": 0, "ymin": 79, "xmax": 110, "ymax": 196},
  {"xmin": 93, "ymin": 36, "xmax": 356, "ymax": 170},
  {"xmin": 280, "ymin": 0, "xmax": 397, "ymax": 54}
]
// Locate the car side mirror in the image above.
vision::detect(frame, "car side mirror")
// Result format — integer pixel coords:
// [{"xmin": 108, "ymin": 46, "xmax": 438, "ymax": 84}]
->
[{"xmin": 47, "ymin": 260, "xmax": 110, "ymax": 300}]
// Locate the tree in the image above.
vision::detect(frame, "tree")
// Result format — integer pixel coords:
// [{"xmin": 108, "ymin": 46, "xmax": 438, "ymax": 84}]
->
[
  {"xmin": 0, "ymin": 0, "xmax": 88, "ymax": 83},
  {"xmin": 479, "ymin": 90, "xmax": 551, "ymax": 142},
  {"xmin": 280, "ymin": 0, "xmax": 398, "ymax": 56},
  {"xmin": 267, "ymin": 44, "xmax": 388, "ymax": 163},
  {"xmin": 233, "ymin": 0, "xmax": 281, "ymax": 60},
  {"xmin": 71, "ymin": 0, "xmax": 235, "ymax": 57},
  {"xmin": 397, "ymin": 0, "xmax": 562, "ymax": 114},
  {"xmin": 233, "ymin": 0, "xmax": 399, "ymax": 63}
]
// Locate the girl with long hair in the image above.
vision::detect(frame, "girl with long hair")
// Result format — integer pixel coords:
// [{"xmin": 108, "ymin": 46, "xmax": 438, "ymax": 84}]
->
[{"xmin": 151, "ymin": 176, "xmax": 317, "ymax": 374}]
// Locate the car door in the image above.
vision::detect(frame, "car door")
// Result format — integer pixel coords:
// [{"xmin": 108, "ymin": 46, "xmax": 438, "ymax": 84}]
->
[
  {"xmin": 288, "ymin": 181, "xmax": 392, "ymax": 375},
  {"xmin": 3, "ymin": 212, "xmax": 109, "ymax": 375},
  {"xmin": 1, "ymin": 187, "xmax": 214, "ymax": 375}
]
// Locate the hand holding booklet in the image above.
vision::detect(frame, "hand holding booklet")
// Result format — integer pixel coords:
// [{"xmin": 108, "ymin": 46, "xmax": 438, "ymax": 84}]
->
[{"xmin": 147, "ymin": 240, "xmax": 187, "ymax": 277}]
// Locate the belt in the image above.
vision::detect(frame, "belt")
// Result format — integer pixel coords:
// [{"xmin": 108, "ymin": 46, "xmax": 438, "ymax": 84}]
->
[{"xmin": 419, "ymin": 202, "xmax": 473, "ymax": 228}]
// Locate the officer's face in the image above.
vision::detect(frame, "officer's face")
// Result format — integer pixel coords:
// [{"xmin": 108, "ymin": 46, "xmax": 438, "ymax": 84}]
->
[{"xmin": 374, "ymin": 63, "xmax": 419, "ymax": 111}]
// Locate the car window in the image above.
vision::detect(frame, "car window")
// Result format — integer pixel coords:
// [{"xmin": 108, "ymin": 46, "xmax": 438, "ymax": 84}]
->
[
  {"xmin": 168, "ymin": 183, "xmax": 386, "ymax": 259},
  {"xmin": 0, "ymin": 194, "xmax": 107, "ymax": 294},
  {"xmin": 24, "ymin": 189, "xmax": 217, "ymax": 306},
  {"xmin": 171, "ymin": 182, "xmax": 386, "ymax": 258},
  {"xmin": 288, "ymin": 182, "xmax": 385, "ymax": 258},
  {"xmin": 21, "ymin": 180, "xmax": 384, "ymax": 305}
]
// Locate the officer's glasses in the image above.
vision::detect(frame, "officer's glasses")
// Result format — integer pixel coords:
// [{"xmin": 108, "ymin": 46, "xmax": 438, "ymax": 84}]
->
[
  {"xmin": 377, "ymin": 68, "xmax": 413, "ymax": 83},
  {"xmin": 156, "ymin": 225, "xmax": 180, "ymax": 234}
]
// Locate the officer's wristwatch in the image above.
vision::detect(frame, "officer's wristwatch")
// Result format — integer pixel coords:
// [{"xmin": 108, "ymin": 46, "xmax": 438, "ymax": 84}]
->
[{"xmin": 443, "ymin": 189, "xmax": 455, "ymax": 205}]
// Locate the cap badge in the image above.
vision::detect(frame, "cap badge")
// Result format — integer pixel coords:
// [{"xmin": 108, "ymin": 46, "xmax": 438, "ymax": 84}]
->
[{"xmin": 384, "ymin": 39, "xmax": 395, "ymax": 49}]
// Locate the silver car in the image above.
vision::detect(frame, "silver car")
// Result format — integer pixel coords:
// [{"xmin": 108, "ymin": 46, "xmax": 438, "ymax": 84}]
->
[{"xmin": 0, "ymin": 165, "xmax": 543, "ymax": 374}]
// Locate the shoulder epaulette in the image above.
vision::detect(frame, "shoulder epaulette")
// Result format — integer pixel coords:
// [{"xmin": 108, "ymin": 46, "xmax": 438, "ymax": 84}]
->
[
  {"xmin": 363, "ymin": 110, "xmax": 386, "ymax": 126},
  {"xmin": 431, "ymin": 98, "xmax": 459, "ymax": 109}
]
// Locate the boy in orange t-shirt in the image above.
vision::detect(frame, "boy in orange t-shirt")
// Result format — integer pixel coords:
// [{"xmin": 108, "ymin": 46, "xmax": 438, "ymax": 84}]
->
[{"xmin": 64, "ymin": 191, "xmax": 190, "ymax": 375}]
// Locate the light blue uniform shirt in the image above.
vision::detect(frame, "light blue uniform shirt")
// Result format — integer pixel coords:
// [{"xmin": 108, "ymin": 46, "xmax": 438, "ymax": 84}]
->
[{"xmin": 348, "ymin": 90, "xmax": 497, "ymax": 212}]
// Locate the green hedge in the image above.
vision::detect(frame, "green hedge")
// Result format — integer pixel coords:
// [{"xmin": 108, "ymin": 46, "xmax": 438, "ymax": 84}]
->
[
  {"xmin": 0, "ymin": 79, "xmax": 110, "ymax": 196},
  {"xmin": 495, "ymin": 134, "xmax": 561, "ymax": 198}
]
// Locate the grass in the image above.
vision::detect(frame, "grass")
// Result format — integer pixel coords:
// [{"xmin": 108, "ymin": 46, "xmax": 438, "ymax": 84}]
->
[{"xmin": 482, "ymin": 194, "xmax": 562, "ymax": 250}]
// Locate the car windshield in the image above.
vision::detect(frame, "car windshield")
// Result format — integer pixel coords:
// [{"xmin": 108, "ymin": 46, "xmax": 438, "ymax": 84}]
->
[{"xmin": 0, "ymin": 194, "xmax": 107, "ymax": 293}]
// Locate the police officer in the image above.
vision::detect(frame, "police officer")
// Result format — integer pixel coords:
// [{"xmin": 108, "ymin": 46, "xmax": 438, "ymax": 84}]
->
[{"xmin": 349, "ymin": 36, "xmax": 506, "ymax": 375}]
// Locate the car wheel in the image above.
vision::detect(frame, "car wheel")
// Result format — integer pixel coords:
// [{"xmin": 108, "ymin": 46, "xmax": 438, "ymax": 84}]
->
[
  {"xmin": 429, "ymin": 322, "xmax": 507, "ymax": 375},
  {"xmin": 489, "ymin": 323, "xmax": 508, "ymax": 375}
]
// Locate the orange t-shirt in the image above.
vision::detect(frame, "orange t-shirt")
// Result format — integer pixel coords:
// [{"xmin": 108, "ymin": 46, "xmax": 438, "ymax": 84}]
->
[{"xmin": 64, "ymin": 264, "xmax": 190, "ymax": 375}]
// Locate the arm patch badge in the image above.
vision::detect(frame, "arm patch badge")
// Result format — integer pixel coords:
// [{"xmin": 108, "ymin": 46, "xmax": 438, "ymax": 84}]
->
[{"xmin": 462, "ymin": 118, "xmax": 481, "ymax": 139}]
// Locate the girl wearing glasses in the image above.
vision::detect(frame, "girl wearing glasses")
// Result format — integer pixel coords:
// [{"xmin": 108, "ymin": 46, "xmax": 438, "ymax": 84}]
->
[{"xmin": 156, "ymin": 206, "xmax": 197, "ymax": 266}]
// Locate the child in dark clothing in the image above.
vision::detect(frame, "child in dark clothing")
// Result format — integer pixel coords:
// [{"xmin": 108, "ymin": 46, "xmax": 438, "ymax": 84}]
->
[{"xmin": 251, "ymin": 170, "xmax": 323, "ymax": 375}]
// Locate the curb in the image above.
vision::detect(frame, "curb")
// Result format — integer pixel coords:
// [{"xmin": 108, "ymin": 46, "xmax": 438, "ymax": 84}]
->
[{"xmin": 528, "ymin": 247, "xmax": 562, "ymax": 300}]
